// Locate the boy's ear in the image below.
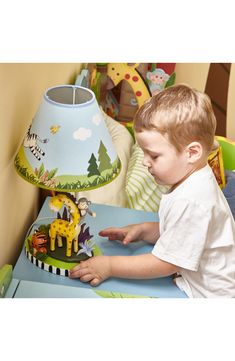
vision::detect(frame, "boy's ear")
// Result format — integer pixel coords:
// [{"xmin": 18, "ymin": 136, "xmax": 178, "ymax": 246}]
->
[{"xmin": 186, "ymin": 142, "xmax": 203, "ymax": 163}]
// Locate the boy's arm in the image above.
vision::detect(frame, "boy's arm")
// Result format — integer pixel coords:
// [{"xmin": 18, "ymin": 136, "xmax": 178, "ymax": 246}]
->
[
  {"xmin": 69, "ymin": 253, "xmax": 179, "ymax": 286},
  {"xmin": 140, "ymin": 222, "xmax": 160, "ymax": 244},
  {"xmin": 110, "ymin": 253, "xmax": 178, "ymax": 279}
]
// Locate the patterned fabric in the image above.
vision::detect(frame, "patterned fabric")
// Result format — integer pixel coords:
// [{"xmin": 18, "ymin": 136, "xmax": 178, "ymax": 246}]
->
[{"xmin": 125, "ymin": 143, "xmax": 169, "ymax": 212}]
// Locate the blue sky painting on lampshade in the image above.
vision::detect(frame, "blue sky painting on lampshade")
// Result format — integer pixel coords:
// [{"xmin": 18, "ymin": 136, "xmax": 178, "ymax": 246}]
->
[{"xmin": 15, "ymin": 85, "xmax": 121, "ymax": 192}]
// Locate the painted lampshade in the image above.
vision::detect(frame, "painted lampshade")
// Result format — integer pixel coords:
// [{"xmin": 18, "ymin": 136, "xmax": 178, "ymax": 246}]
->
[{"xmin": 15, "ymin": 85, "xmax": 121, "ymax": 192}]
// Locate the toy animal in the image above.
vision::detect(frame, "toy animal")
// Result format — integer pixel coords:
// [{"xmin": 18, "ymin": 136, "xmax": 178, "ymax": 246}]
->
[
  {"xmin": 146, "ymin": 68, "xmax": 170, "ymax": 95},
  {"xmin": 31, "ymin": 230, "xmax": 48, "ymax": 255},
  {"xmin": 49, "ymin": 194, "xmax": 81, "ymax": 257}
]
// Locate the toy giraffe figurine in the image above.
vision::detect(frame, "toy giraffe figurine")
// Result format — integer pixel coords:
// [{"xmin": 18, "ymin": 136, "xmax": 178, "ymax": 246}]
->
[
  {"xmin": 49, "ymin": 194, "xmax": 81, "ymax": 257},
  {"xmin": 107, "ymin": 63, "xmax": 151, "ymax": 108}
]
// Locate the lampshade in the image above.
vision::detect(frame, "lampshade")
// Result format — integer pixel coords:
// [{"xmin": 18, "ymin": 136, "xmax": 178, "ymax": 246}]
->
[{"xmin": 14, "ymin": 85, "xmax": 121, "ymax": 192}]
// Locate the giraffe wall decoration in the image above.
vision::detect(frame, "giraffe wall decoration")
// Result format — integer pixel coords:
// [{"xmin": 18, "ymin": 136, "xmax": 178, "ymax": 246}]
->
[
  {"xmin": 105, "ymin": 63, "xmax": 175, "ymax": 124},
  {"xmin": 107, "ymin": 63, "xmax": 151, "ymax": 108}
]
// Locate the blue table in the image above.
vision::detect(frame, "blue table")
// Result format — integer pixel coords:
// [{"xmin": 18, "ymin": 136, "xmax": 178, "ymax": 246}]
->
[{"xmin": 12, "ymin": 197, "xmax": 187, "ymax": 298}]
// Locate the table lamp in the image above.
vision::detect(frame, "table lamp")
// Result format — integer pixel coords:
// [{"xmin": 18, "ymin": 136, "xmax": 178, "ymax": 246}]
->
[{"xmin": 14, "ymin": 85, "xmax": 121, "ymax": 276}]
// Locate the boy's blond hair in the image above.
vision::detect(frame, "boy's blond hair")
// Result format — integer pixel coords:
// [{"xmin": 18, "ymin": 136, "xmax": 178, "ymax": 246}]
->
[{"xmin": 134, "ymin": 84, "xmax": 217, "ymax": 153}]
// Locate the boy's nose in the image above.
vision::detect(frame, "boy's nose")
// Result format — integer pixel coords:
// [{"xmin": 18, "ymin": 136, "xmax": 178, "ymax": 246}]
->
[{"xmin": 142, "ymin": 156, "xmax": 151, "ymax": 167}]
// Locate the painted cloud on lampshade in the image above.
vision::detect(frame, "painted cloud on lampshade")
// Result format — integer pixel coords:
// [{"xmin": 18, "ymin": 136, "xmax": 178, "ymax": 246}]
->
[
  {"xmin": 73, "ymin": 127, "xmax": 92, "ymax": 141},
  {"xmin": 92, "ymin": 113, "xmax": 102, "ymax": 126}
]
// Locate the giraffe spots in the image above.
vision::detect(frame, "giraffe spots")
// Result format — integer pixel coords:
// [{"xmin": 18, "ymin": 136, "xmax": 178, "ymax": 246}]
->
[
  {"xmin": 125, "ymin": 73, "xmax": 130, "ymax": 80},
  {"xmin": 136, "ymin": 91, "xmax": 142, "ymax": 97},
  {"xmin": 132, "ymin": 76, "xmax": 139, "ymax": 82},
  {"xmin": 111, "ymin": 66, "xmax": 120, "ymax": 77}
]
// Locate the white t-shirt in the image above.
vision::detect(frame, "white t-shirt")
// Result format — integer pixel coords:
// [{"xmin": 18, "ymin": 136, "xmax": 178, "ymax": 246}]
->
[{"xmin": 152, "ymin": 164, "xmax": 235, "ymax": 298}]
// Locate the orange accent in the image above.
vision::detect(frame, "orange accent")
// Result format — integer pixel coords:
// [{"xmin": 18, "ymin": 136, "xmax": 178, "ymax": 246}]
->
[{"xmin": 208, "ymin": 146, "xmax": 225, "ymax": 189}]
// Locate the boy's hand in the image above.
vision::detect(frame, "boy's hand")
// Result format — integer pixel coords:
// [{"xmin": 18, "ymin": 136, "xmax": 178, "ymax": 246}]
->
[
  {"xmin": 69, "ymin": 255, "xmax": 111, "ymax": 286},
  {"xmin": 99, "ymin": 224, "xmax": 143, "ymax": 245}
]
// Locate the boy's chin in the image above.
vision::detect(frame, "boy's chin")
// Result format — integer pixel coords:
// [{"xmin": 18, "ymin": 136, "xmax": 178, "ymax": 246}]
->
[
  {"xmin": 153, "ymin": 176, "xmax": 165, "ymax": 185},
  {"xmin": 149, "ymin": 172, "xmax": 169, "ymax": 186}
]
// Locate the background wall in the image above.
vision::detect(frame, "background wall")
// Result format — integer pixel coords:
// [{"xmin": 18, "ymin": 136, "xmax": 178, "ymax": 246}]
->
[
  {"xmin": 175, "ymin": 63, "xmax": 210, "ymax": 92},
  {"xmin": 175, "ymin": 63, "xmax": 235, "ymax": 139},
  {"xmin": 0, "ymin": 63, "xmax": 83, "ymax": 268},
  {"xmin": 227, "ymin": 64, "xmax": 235, "ymax": 138}
]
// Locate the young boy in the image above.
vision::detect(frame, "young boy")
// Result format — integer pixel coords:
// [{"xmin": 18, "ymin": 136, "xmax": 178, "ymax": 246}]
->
[{"xmin": 69, "ymin": 84, "xmax": 235, "ymax": 298}]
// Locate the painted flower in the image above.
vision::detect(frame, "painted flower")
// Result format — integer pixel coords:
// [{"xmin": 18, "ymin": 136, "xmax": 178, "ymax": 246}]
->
[{"xmin": 77, "ymin": 239, "xmax": 96, "ymax": 257}]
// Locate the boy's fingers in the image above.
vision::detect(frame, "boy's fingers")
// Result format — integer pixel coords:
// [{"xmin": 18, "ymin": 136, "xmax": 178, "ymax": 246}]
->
[
  {"xmin": 99, "ymin": 229, "xmax": 125, "ymax": 241},
  {"xmin": 99, "ymin": 228, "xmax": 121, "ymax": 236},
  {"xmin": 123, "ymin": 236, "xmax": 131, "ymax": 245},
  {"xmin": 90, "ymin": 278, "xmax": 101, "ymax": 287},
  {"xmin": 69, "ymin": 263, "xmax": 88, "ymax": 278},
  {"xmin": 98, "ymin": 228, "xmax": 114, "ymax": 236},
  {"xmin": 80, "ymin": 273, "xmax": 94, "ymax": 283}
]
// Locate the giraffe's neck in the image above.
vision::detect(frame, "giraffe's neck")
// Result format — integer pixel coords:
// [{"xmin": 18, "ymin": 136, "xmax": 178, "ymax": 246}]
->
[
  {"xmin": 69, "ymin": 207, "xmax": 80, "ymax": 226},
  {"xmin": 108, "ymin": 63, "xmax": 150, "ymax": 108},
  {"xmin": 56, "ymin": 195, "xmax": 80, "ymax": 226},
  {"xmin": 123, "ymin": 68, "xmax": 150, "ymax": 107}
]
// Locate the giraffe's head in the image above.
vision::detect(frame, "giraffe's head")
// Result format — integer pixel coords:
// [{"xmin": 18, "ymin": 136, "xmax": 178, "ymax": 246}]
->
[
  {"xmin": 107, "ymin": 63, "xmax": 140, "ymax": 88},
  {"xmin": 49, "ymin": 195, "xmax": 64, "ymax": 212}
]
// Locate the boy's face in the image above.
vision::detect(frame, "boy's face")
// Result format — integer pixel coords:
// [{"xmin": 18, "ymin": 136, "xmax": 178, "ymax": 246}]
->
[{"xmin": 136, "ymin": 130, "xmax": 191, "ymax": 187}]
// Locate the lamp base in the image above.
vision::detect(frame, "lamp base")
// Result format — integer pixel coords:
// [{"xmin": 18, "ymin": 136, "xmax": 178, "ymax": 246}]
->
[
  {"xmin": 24, "ymin": 227, "xmax": 102, "ymax": 277},
  {"xmin": 24, "ymin": 194, "xmax": 101, "ymax": 276}
]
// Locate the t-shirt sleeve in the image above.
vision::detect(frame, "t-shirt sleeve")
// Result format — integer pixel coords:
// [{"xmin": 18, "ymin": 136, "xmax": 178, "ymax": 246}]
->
[{"xmin": 152, "ymin": 198, "xmax": 211, "ymax": 271}]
